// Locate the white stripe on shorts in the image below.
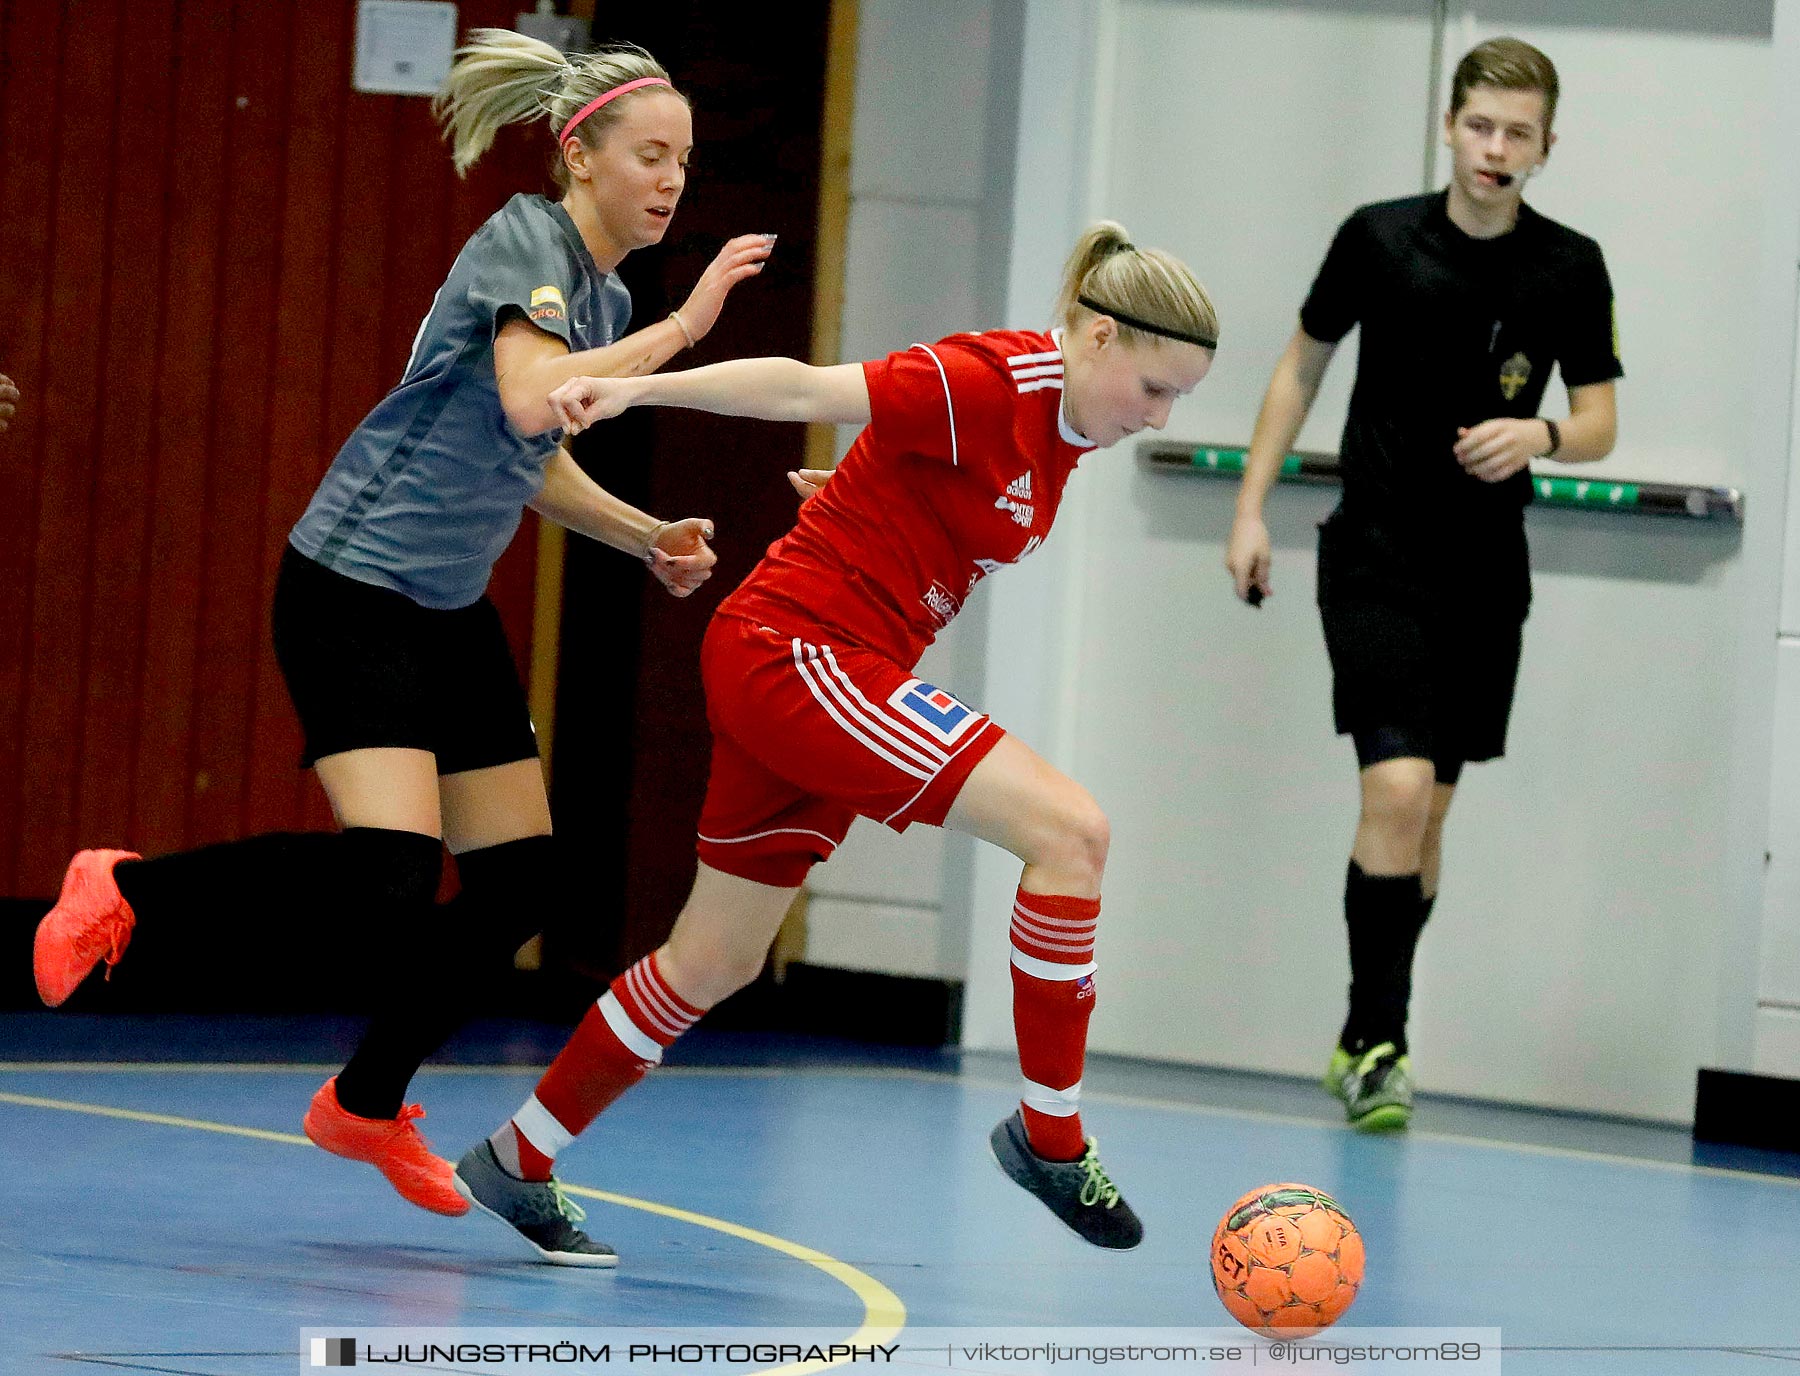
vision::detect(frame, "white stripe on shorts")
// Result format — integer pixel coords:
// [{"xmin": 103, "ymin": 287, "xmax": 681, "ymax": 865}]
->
[
  {"xmin": 790, "ymin": 640, "xmax": 934, "ymax": 779},
  {"xmin": 879, "ymin": 717, "xmax": 995, "ymax": 825},
  {"xmin": 818, "ymin": 645, "xmax": 949, "ymax": 763}
]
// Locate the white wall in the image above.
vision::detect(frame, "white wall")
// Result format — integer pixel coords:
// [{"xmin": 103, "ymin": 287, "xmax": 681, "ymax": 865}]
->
[
  {"xmin": 960, "ymin": 0, "xmax": 1794, "ymax": 1123},
  {"xmin": 1756, "ymin": 0, "xmax": 1800, "ymax": 1078},
  {"xmin": 799, "ymin": 0, "xmax": 1023, "ymax": 981}
]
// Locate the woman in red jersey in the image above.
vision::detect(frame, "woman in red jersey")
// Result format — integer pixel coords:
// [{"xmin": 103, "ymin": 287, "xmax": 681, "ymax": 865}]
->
[{"xmin": 452, "ymin": 222, "xmax": 1217, "ymax": 1263}]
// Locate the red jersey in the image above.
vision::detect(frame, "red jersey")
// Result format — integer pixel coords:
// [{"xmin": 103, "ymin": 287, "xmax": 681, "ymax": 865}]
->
[{"xmin": 719, "ymin": 328, "xmax": 1096, "ymax": 666}]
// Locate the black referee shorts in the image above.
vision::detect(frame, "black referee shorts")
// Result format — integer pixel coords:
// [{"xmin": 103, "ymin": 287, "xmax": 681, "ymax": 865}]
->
[
  {"xmin": 1315, "ymin": 511, "xmax": 1528, "ymax": 767},
  {"xmin": 271, "ymin": 544, "xmax": 540, "ymax": 774}
]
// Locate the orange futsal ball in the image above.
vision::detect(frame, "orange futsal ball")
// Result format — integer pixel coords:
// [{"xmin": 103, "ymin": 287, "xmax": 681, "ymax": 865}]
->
[{"xmin": 1210, "ymin": 1183, "xmax": 1363, "ymax": 1337}]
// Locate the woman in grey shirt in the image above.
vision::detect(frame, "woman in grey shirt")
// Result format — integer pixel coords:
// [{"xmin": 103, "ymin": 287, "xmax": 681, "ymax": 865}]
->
[{"xmin": 33, "ymin": 28, "xmax": 771, "ymax": 1225}]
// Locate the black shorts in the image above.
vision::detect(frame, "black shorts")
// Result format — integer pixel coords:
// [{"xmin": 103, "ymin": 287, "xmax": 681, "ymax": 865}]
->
[
  {"xmin": 1316, "ymin": 511, "xmax": 1528, "ymax": 766},
  {"xmin": 271, "ymin": 544, "xmax": 539, "ymax": 774}
]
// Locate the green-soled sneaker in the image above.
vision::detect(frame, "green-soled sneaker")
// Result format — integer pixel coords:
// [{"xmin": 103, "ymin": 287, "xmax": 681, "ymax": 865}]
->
[
  {"xmin": 1341, "ymin": 1042, "xmax": 1413, "ymax": 1132},
  {"xmin": 1323, "ymin": 1045, "xmax": 1356, "ymax": 1103}
]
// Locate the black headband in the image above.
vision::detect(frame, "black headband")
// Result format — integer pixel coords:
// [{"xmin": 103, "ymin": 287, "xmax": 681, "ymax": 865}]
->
[{"xmin": 1077, "ymin": 294, "xmax": 1217, "ymax": 351}]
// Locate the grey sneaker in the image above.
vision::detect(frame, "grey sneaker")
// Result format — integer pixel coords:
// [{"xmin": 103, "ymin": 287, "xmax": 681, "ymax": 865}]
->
[
  {"xmin": 453, "ymin": 1141, "xmax": 618, "ymax": 1267},
  {"xmin": 1342, "ymin": 1042, "xmax": 1413, "ymax": 1132},
  {"xmin": 988, "ymin": 1110, "xmax": 1143, "ymax": 1250}
]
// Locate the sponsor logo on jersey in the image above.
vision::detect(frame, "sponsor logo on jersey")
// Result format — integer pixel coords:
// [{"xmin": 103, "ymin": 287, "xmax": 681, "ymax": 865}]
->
[
  {"xmin": 921, "ymin": 581, "xmax": 960, "ymax": 627},
  {"xmin": 1499, "ymin": 351, "xmax": 1532, "ymax": 401},
  {"xmin": 995, "ymin": 471, "xmax": 1035, "ymax": 527},
  {"xmin": 889, "ymin": 679, "xmax": 982, "ymax": 746},
  {"xmin": 528, "ymin": 285, "xmax": 567, "ymax": 323}
]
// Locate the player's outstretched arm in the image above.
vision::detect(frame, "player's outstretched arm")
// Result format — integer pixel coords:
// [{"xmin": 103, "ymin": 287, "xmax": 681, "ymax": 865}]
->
[
  {"xmin": 495, "ymin": 234, "xmax": 777, "ymax": 435},
  {"xmin": 550, "ymin": 358, "xmax": 871, "ymax": 437}
]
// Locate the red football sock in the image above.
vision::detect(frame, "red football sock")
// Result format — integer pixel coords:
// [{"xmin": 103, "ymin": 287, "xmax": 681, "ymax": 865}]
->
[
  {"xmin": 492, "ymin": 950, "xmax": 704, "ymax": 1180},
  {"xmin": 1009, "ymin": 887, "xmax": 1099, "ymax": 1161}
]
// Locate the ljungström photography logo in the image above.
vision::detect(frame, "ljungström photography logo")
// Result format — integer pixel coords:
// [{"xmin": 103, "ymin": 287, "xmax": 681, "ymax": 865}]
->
[{"xmin": 309, "ymin": 1337, "xmax": 355, "ymax": 1367}]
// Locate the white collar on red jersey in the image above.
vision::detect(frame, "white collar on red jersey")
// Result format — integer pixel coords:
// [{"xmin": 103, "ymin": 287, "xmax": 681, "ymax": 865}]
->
[{"xmin": 1049, "ymin": 328, "xmax": 1098, "ymax": 449}]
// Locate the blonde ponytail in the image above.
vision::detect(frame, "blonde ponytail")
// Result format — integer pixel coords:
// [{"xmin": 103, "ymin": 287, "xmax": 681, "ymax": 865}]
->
[
  {"xmin": 1056, "ymin": 220, "xmax": 1219, "ymax": 351},
  {"xmin": 433, "ymin": 29, "xmax": 684, "ymax": 181}
]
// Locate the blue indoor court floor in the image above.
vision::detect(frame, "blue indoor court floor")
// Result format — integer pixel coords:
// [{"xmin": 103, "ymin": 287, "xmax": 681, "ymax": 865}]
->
[{"xmin": 2, "ymin": 1014, "xmax": 1799, "ymax": 1375}]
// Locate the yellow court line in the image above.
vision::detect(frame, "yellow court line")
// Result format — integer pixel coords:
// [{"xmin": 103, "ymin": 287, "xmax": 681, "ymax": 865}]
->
[
  {"xmin": 559, "ymin": 1184, "xmax": 904, "ymax": 1376},
  {"xmin": 7, "ymin": 1062, "xmax": 1800, "ymax": 1191},
  {"xmin": 0, "ymin": 1089, "xmax": 311, "ymax": 1144},
  {"xmin": 0, "ymin": 1089, "xmax": 905, "ymax": 1376}
]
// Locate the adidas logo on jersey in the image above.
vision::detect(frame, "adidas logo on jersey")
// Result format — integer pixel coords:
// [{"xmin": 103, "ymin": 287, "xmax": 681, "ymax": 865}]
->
[
  {"xmin": 1008, "ymin": 347, "xmax": 1064, "ymax": 394},
  {"xmin": 995, "ymin": 472, "xmax": 1035, "ymax": 527}
]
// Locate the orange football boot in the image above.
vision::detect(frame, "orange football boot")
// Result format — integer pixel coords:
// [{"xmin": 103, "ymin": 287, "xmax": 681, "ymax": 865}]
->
[
  {"xmin": 34, "ymin": 849, "xmax": 141, "ymax": 1007},
  {"xmin": 303, "ymin": 1077, "xmax": 470, "ymax": 1217}
]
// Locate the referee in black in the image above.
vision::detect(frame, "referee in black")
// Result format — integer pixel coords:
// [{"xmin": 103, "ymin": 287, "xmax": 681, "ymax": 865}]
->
[{"xmin": 1226, "ymin": 37, "xmax": 1621, "ymax": 1130}]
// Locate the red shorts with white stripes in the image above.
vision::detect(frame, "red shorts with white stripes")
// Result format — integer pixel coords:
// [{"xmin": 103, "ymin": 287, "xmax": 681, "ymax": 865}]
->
[{"xmin": 695, "ymin": 614, "xmax": 1006, "ymax": 888}]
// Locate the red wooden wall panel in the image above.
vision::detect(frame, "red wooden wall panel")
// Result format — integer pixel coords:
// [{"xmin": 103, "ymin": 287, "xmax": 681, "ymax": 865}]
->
[
  {"xmin": 0, "ymin": 2, "xmax": 61, "ymax": 890},
  {"xmin": 129, "ymin": 0, "xmax": 232, "ymax": 869},
  {"xmin": 1, "ymin": 0, "xmax": 544, "ymax": 897},
  {"xmin": 74, "ymin": 0, "xmax": 179, "ymax": 851},
  {"xmin": 251, "ymin": 1, "xmax": 351, "ymax": 839},
  {"xmin": 17, "ymin": 0, "xmax": 121, "ymax": 883},
  {"xmin": 190, "ymin": 0, "xmax": 285, "ymax": 846}
]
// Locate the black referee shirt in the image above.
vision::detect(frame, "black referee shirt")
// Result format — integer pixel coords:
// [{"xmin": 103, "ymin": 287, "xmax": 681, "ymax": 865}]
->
[{"xmin": 1300, "ymin": 191, "xmax": 1622, "ymax": 542}]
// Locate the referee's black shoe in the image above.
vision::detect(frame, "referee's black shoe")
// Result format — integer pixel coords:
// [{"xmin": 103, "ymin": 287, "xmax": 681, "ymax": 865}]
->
[{"xmin": 989, "ymin": 1110, "xmax": 1144, "ymax": 1250}]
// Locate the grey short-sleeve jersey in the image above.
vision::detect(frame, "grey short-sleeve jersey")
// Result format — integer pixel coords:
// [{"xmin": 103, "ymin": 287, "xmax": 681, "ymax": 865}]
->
[{"xmin": 290, "ymin": 194, "xmax": 632, "ymax": 609}]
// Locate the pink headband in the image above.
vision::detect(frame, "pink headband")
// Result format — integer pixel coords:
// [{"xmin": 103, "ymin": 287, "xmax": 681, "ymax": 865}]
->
[{"xmin": 559, "ymin": 77, "xmax": 672, "ymax": 144}]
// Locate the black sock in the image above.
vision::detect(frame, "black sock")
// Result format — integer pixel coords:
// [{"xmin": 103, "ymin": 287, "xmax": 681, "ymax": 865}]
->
[
  {"xmin": 1339, "ymin": 860, "xmax": 1425, "ymax": 1057},
  {"xmin": 110, "ymin": 828, "xmax": 442, "ymax": 991},
  {"xmin": 333, "ymin": 835, "xmax": 553, "ymax": 1120}
]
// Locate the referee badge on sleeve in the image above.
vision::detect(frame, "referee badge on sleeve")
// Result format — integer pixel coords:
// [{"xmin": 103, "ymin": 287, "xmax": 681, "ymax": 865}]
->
[{"xmin": 1499, "ymin": 351, "xmax": 1532, "ymax": 401}]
